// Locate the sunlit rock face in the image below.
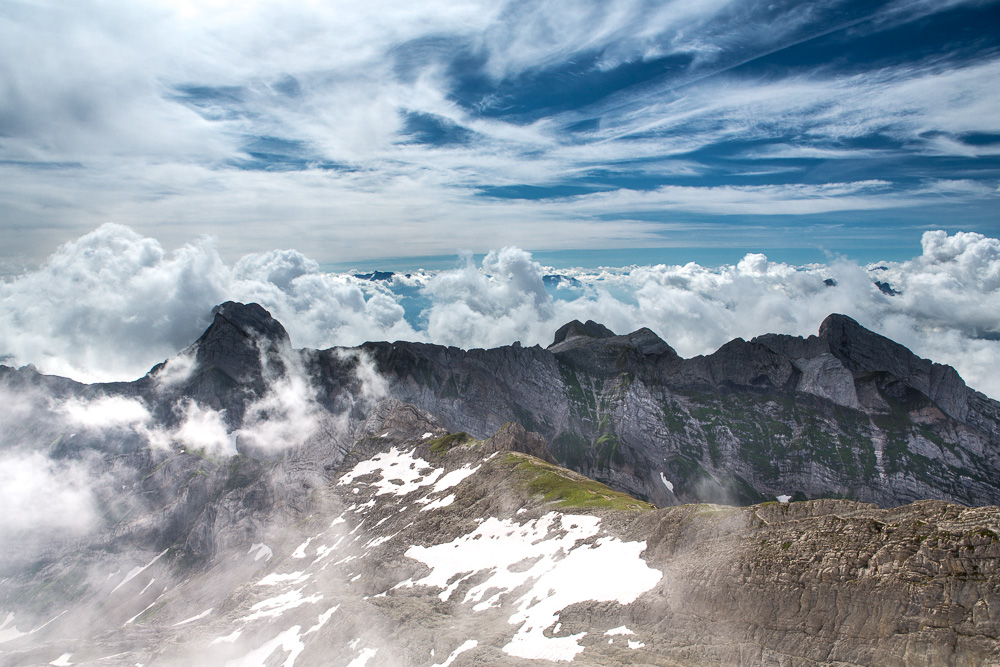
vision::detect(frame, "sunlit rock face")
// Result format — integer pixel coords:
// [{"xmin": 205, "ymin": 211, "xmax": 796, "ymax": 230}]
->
[
  {"xmin": 357, "ymin": 311, "xmax": 1000, "ymax": 509},
  {"xmin": 2, "ymin": 302, "xmax": 1000, "ymax": 665}
]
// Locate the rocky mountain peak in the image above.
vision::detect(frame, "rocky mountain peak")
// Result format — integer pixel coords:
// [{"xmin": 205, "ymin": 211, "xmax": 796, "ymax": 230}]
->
[
  {"xmin": 208, "ymin": 301, "xmax": 290, "ymax": 344},
  {"xmin": 816, "ymin": 313, "xmax": 938, "ymax": 380},
  {"xmin": 549, "ymin": 319, "xmax": 616, "ymax": 348},
  {"xmin": 623, "ymin": 327, "xmax": 676, "ymax": 357},
  {"xmin": 819, "ymin": 313, "xmax": 969, "ymax": 420},
  {"xmin": 190, "ymin": 301, "xmax": 288, "ymax": 373},
  {"xmin": 548, "ymin": 320, "xmax": 677, "ymax": 366},
  {"xmin": 143, "ymin": 302, "xmax": 293, "ymax": 423}
]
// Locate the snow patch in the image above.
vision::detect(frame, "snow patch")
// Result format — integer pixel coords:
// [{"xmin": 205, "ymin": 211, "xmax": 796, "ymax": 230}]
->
[
  {"xmin": 211, "ymin": 629, "xmax": 243, "ymax": 645},
  {"xmin": 430, "ymin": 464, "xmax": 480, "ymax": 494},
  {"xmin": 402, "ymin": 512, "xmax": 662, "ymax": 662},
  {"xmin": 172, "ymin": 608, "xmax": 212, "ymax": 626},
  {"xmin": 421, "ymin": 432, "xmax": 434, "ymax": 439},
  {"xmin": 0, "ymin": 613, "xmax": 27, "ymax": 645},
  {"xmin": 111, "ymin": 549, "xmax": 169, "ymax": 595},
  {"xmin": 305, "ymin": 605, "xmax": 339, "ymax": 635},
  {"xmin": 346, "ymin": 648, "xmax": 377, "ymax": 667},
  {"xmin": 257, "ymin": 572, "xmax": 310, "ymax": 587},
  {"xmin": 291, "ymin": 537, "xmax": 314, "ymax": 559},
  {"xmin": 777, "ymin": 495, "xmax": 791, "ymax": 503},
  {"xmin": 419, "ymin": 494, "xmax": 456, "ymax": 512},
  {"xmin": 605, "ymin": 626, "xmax": 634, "ymax": 636},
  {"xmin": 241, "ymin": 589, "xmax": 322, "ymax": 622},
  {"xmin": 659, "ymin": 472, "xmax": 674, "ymax": 492},
  {"xmin": 364, "ymin": 531, "xmax": 399, "ymax": 549},
  {"xmin": 338, "ymin": 447, "xmax": 443, "ymax": 497},
  {"xmin": 628, "ymin": 640, "xmax": 645, "ymax": 649},
  {"xmin": 225, "ymin": 626, "xmax": 304, "ymax": 667},
  {"xmin": 1, "ymin": 610, "xmax": 66, "ymax": 644},
  {"xmin": 311, "ymin": 540, "xmax": 342, "ymax": 566},
  {"xmin": 125, "ymin": 591, "xmax": 166, "ymax": 626},
  {"xmin": 49, "ymin": 654, "xmax": 73, "ymax": 666},
  {"xmin": 138, "ymin": 578, "xmax": 156, "ymax": 596},
  {"xmin": 432, "ymin": 639, "xmax": 478, "ymax": 666},
  {"xmin": 248, "ymin": 543, "xmax": 273, "ymax": 562}
]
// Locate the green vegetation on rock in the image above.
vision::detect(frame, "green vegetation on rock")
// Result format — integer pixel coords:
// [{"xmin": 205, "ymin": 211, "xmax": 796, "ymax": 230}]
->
[
  {"xmin": 503, "ymin": 453, "xmax": 655, "ymax": 510},
  {"xmin": 428, "ymin": 431, "xmax": 474, "ymax": 454}
]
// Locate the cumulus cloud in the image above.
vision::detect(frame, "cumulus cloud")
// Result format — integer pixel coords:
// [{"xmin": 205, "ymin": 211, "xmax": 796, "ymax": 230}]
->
[
  {"xmin": 0, "ymin": 343, "xmax": 387, "ymax": 545},
  {"xmin": 0, "ymin": 224, "xmax": 226, "ymax": 381},
  {"xmin": 0, "ymin": 224, "xmax": 418, "ymax": 382},
  {"xmin": 235, "ymin": 343, "xmax": 328, "ymax": 455},
  {"xmin": 236, "ymin": 342, "xmax": 390, "ymax": 457},
  {"xmin": 0, "ymin": 386, "xmax": 107, "ymax": 541},
  {"xmin": 3, "ymin": 225, "xmax": 1000, "ymax": 401}
]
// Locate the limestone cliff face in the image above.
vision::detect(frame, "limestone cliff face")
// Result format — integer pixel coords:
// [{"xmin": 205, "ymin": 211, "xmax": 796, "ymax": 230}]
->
[{"xmin": 334, "ymin": 311, "xmax": 1000, "ymax": 510}]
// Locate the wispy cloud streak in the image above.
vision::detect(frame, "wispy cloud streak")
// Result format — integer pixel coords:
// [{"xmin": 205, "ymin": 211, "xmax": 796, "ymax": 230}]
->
[{"xmin": 0, "ymin": 0, "xmax": 996, "ymax": 262}]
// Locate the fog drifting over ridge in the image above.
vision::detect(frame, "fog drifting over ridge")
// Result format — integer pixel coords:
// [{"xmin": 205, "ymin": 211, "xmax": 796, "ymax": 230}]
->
[{"xmin": 2, "ymin": 224, "xmax": 1000, "ymax": 399}]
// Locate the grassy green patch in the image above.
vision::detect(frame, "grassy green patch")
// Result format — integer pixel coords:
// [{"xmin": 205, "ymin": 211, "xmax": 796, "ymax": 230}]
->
[
  {"xmin": 505, "ymin": 453, "xmax": 654, "ymax": 511},
  {"xmin": 428, "ymin": 432, "xmax": 474, "ymax": 454}
]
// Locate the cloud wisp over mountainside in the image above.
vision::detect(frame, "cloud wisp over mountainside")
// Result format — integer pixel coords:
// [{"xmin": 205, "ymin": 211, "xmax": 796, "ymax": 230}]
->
[
  {"xmin": 3, "ymin": 224, "xmax": 1000, "ymax": 401},
  {"xmin": 1, "ymin": 0, "xmax": 998, "ymax": 264}
]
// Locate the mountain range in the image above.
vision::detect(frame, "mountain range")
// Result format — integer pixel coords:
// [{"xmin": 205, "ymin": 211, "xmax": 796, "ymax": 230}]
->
[{"xmin": 1, "ymin": 301, "xmax": 999, "ymax": 666}]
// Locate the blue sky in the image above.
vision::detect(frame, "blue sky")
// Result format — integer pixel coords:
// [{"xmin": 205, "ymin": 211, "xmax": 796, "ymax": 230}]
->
[{"xmin": 1, "ymin": 0, "xmax": 998, "ymax": 268}]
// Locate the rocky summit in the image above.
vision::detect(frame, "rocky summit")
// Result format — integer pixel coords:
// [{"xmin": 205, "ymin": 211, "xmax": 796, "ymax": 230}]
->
[{"xmin": 2, "ymin": 303, "xmax": 1000, "ymax": 666}]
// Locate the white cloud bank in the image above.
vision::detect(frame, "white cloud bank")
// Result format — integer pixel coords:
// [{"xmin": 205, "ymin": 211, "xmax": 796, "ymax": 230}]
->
[{"xmin": 2, "ymin": 224, "xmax": 1000, "ymax": 400}]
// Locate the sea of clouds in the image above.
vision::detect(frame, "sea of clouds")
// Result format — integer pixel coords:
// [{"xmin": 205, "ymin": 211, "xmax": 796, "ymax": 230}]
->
[{"xmin": 2, "ymin": 223, "xmax": 999, "ymax": 401}]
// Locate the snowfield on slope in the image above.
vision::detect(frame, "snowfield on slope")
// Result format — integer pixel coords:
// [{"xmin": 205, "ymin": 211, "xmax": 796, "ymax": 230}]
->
[{"xmin": 401, "ymin": 512, "xmax": 662, "ymax": 661}]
